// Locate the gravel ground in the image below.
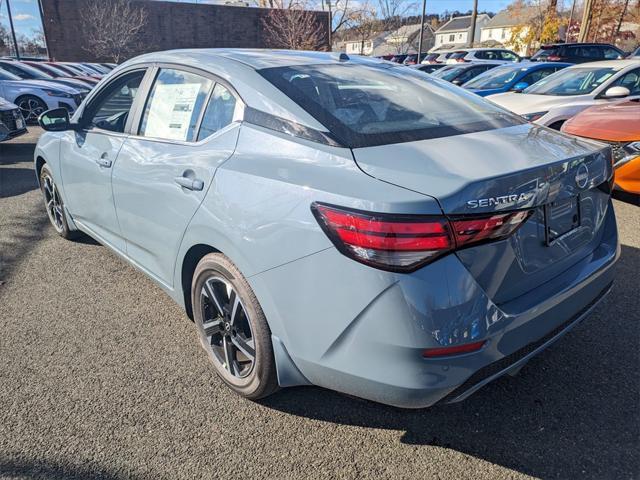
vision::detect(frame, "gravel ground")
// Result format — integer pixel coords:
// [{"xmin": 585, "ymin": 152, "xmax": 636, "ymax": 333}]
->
[{"xmin": 1, "ymin": 129, "xmax": 639, "ymax": 480}]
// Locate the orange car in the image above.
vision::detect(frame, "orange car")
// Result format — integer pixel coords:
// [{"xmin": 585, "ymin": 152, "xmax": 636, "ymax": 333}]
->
[{"xmin": 562, "ymin": 100, "xmax": 640, "ymax": 196}]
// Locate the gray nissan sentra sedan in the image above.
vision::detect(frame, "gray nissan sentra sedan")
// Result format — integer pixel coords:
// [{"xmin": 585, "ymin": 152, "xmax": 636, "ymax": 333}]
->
[{"xmin": 34, "ymin": 49, "xmax": 619, "ymax": 408}]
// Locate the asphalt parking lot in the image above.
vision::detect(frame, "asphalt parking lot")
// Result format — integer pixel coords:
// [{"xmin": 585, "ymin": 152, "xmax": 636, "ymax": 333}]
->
[{"xmin": 1, "ymin": 129, "xmax": 638, "ymax": 480}]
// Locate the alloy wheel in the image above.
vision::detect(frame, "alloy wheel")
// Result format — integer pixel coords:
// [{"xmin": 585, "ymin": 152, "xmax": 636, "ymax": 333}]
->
[
  {"xmin": 18, "ymin": 97, "xmax": 46, "ymax": 123},
  {"xmin": 42, "ymin": 173, "xmax": 65, "ymax": 233},
  {"xmin": 200, "ymin": 276, "xmax": 256, "ymax": 378}
]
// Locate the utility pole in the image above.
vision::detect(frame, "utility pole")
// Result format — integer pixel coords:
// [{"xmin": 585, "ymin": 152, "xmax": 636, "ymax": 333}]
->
[
  {"xmin": 468, "ymin": 0, "xmax": 478, "ymax": 47},
  {"xmin": 4, "ymin": 0, "xmax": 21, "ymax": 60},
  {"xmin": 578, "ymin": 0, "xmax": 595, "ymax": 42},
  {"xmin": 417, "ymin": 0, "xmax": 426, "ymax": 62},
  {"xmin": 567, "ymin": 0, "xmax": 577, "ymax": 42}
]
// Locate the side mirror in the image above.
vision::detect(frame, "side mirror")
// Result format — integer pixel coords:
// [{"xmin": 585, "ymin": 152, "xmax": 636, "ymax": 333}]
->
[
  {"xmin": 603, "ymin": 86, "xmax": 630, "ymax": 98},
  {"xmin": 38, "ymin": 108, "xmax": 76, "ymax": 132},
  {"xmin": 512, "ymin": 81, "xmax": 529, "ymax": 92}
]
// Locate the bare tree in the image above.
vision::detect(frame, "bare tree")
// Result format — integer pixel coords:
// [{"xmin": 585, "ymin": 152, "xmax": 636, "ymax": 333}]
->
[
  {"xmin": 350, "ymin": 2, "xmax": 378, "ymax": 54},
  {"xmin": 262, "ymin": 7, "xmax": 328, "ymax": 50},
  {"xmin": 378, "ymin": 0, "xmax": 414, "ymax": 31},
  {"xmin": 80, "ymin": 0, "xmax": 148, "ymax": 63}
]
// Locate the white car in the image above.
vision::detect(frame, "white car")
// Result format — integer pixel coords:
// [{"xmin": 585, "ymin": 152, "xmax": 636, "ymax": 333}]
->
[
  {"xmin": 488, "ymin": 59, "xmax": 640, "ymax": 129},
  {"xmin": 446, "ymin": 48, "xmax": 521, "ymax": 64},
  {"xmin": 0, "ymin": 67, "xmax": 86, "ymax": 123}
]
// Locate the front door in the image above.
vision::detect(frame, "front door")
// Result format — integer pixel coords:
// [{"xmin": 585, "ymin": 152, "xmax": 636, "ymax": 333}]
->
[
  {"xmin": 112, "ymin": 68, "xmax": 241, "ymax": 285},
  {"xmin": 59, "ymin": 69, "xmax": 147, "ymax": 251}
]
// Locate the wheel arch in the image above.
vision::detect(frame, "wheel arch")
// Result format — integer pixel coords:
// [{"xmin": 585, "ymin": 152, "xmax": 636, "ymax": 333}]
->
[
  {"xmin": 180, "ymin": 243, "xmax": 220, "ymax": 320},
  {"xmin": 35, "ymin": 155, "xmax": 46, "ymax": 186}
]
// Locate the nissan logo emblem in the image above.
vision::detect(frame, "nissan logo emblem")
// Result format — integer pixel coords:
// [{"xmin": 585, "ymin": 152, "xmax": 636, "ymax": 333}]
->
[{"xmin": 575, "ymin": 164, "xmax": 589, "ymax": 189}]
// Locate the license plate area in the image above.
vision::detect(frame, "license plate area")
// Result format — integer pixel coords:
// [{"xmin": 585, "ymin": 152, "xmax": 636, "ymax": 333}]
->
[{"xmin": 544, "ymin": 196, "xmax": 580, "ymax": 245}]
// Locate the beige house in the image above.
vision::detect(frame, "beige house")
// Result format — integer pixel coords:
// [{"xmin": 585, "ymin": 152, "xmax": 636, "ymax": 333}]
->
[
  {"xmin": 432, "ymin": 14, "xmax": 491, "ymax": 51},
  {"xmin": 480, "ymin": 9, "xmax": 531, "ymax": 56}
]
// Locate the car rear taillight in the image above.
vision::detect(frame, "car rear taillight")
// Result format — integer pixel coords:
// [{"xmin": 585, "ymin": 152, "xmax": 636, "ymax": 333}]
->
[
  {"xmin": 450, "ymin": 210, "xmax": 533, "ymax": 248},
  {"xmin": 312, "ymin": 203, "xmax": 532, "ymax": 272},
  {"xmin": 422, "ymin": 340, "xmax": 486, "ymax": 358}
]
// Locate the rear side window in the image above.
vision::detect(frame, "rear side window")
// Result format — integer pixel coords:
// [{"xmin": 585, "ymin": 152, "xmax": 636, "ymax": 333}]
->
[
  {"xmin": 140, "ymin": 68, "xmax": 212, "ymax": 142},
  {"xmin": 500, "ymin": 51, "xmax": 518, "ymax": 61},
  {"xmin": 197, "ymin": 84, "xmax": 237, "ymax": 141},
  {"xmin": 577, "ymin": 46, "xmax": 603, "ymax": 60},
  {"xmin": 258, "ymin": 63, "xmax": 523, "ymax": 148}
]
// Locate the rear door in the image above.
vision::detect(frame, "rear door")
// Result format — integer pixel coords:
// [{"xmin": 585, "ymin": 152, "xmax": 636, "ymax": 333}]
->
[{"xmin": 111, "ymin": 66, "xmax": 241, "ymax": 286}]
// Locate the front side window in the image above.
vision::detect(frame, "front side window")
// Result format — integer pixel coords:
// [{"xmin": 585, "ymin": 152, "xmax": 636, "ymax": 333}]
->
[
  {"xmin": 500, "ymin": 51, "xmax": 518, "ymax": 61},
  {"xmin": 140, "ymin": 69, "xmax": 212, "ymax": 142},
  {"xmin": 259, "ymin": 63, "xmax": 523, "ymax": 148},
  {"xmin": 612, "ymin": 68, "xmax": 640, "ymax": 95},
  {"xmin": 197, "ymin": 84, "xmax": 237, "ymax": 141},
  {"xmin": 603, "ymin": 47, "xmax": 622, "ymax": 59},
  {"xmin": 85, "ymin": 70, "xmax": 145, "ymax": 133},
  {"xmin": 524, "ymin": 67, "xmax": 616, "ymax": 96}
]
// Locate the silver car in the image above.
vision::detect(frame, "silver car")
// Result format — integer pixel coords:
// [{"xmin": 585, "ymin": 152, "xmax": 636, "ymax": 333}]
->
[{"xmin": 35, "ymin": 50, "xmax": 618, "ymax": 408}]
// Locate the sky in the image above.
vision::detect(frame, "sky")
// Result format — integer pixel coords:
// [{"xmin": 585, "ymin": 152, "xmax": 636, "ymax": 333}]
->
[{"xmin": 0, "ymin": 0, "xmax": 43, "ymax": 38}]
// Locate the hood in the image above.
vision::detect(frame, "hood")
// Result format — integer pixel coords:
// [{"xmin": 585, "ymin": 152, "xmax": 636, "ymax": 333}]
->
[
  {"xmin": 468, "ymin": 87, "xmax": 506, "ymax": 97},
  {"xmin": 562, "ymin": 100, "xmax": 640, "ymax": 142},
  {"xmin": 2, "ymin": 79, "xmax": 81, "ymax": 94},
  {"xmin": 487, "ymin": 92, "xmax": 590, "ymax": 115},
  {"xmin": 352, "ymin": 123, "xmax": 610, "ymax": 214}
]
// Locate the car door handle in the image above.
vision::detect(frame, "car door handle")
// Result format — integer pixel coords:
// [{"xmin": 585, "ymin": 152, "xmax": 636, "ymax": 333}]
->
[
  {"xmin": 95, "ymin": 153, "xmax": 112, "ymax": 168},
  {"xmin": 174, "ymin": 176, "xmax": 204, "ymax": 191}
]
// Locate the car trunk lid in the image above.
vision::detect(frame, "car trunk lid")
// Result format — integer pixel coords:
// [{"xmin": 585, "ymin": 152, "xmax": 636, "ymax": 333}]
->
[{"xmin": 352, "ymin": 124, "xmax": 613, "ymax": 303}]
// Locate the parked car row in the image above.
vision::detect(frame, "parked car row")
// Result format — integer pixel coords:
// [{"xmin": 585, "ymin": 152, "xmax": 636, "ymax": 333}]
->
[
  {"xmin": 0, "ymin": 59, "xmax": 115, "ymax": 125},
  {"xmin": 411, "ymin": 55, "xmax": 640, "ymax": 196}
]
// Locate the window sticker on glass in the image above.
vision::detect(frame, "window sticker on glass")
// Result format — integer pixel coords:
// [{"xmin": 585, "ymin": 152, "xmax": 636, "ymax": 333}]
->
[{"xmin": 143, "ymin": 83, "xmax": 203, "ymax": 141}]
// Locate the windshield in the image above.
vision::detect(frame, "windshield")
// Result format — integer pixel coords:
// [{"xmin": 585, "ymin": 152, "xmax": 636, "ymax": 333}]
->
[
  {"xmin": 0, "ymin": 62, "xmax": 53, "ymax": 80},
  {"xmin": 35, "ymin": 63, "xmax": 67, "ymax": 77},
  {"xmin": 464, "ymin": 65, "xmax": 520, "ymax": 89},
  {"xmin": 524, "ymin": 67, "xmax": 615, "ymax": 95},
  {"xmin": 0, "ymin": 68, "xmax": 21, "ymax": 81},
  {"xmin": 258, "ymin": 63, "xmax": 523, "ymax": 148}
]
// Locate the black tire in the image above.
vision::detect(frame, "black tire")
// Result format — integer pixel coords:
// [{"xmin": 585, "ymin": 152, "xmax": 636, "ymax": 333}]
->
[
  {"xmin": 39, "ymin": 163, "xmax": 79, "ymax": 240},
  {"xmin": 191, "ymin": 253, "xmax": 278, "ymax": 400},
  {"xmin": 16, "ymin": 95, "xmax": 47, "ymax": 125}
]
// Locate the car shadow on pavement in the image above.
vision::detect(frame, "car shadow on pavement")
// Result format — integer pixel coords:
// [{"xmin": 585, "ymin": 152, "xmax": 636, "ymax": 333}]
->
[
  {"xmin": 262, "ymin": 244, "xmax": 640, "ymax": 479},
  {"xmin": 0, "ymin": 141, "xmax": 37, "ymax": 166},
  {"xmin": 0, "ymin": 167, "xmax": 38, "ymax": 198},
  {"xmin": 0, "ymin": 457, "xmax": 141, "ymax": 480}
]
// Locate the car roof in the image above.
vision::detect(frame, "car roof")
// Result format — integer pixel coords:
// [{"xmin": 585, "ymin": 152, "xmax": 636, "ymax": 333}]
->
[
  {"xmin": 567, "ymin": 59, "xmax": 640, "ymax": 69},
  {"xmin": 541, "ymin": 42, "xmax": 617, "ymax": 47},
  {"xmin": 492, "ymin": 61, "xmax": 572, "ymax": 69},
  {"xmin": 126, "ymin": 48, "xmax": 388, "ymax": 71}
]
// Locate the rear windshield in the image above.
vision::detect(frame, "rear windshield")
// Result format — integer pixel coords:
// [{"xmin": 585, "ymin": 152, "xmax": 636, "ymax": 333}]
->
[
  {"xmin": 531, "ymin": 47, "xmax": 560, "ymax": 60},
  {"xmin": 258, "ymin": 63, "xmax": 523, "ymax": 148}
]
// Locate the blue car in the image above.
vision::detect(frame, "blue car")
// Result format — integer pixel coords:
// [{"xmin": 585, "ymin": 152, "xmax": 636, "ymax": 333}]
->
[
  {"xmin": 34, "ymin": 50, "xmax": 618, "ymax": 408},
  {"xmin": 463, "ymin": 61, "xmax": 573, "ymax": 96}
]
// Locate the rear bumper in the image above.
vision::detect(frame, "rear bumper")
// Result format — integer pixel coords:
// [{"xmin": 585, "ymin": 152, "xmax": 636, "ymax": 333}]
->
[{"xmin": 251, "ymin": 200, "xmax": 619, "ymax": 408}]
